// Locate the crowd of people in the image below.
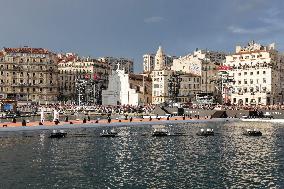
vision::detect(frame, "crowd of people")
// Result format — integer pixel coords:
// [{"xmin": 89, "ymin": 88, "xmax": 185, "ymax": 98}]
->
[
  {"xmin": 187, "ymin": 104, "xmax": 284, "ymax": 111},
  {"xmin": 11, "ymin": 103, "xmax": 284, "ymax": 116},
  {"xmin": 16, "ymin": 104, "xmax": 156, "ymax": 115}
]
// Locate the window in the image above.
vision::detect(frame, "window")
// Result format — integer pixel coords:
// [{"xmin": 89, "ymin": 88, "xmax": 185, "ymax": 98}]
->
[
  {"xmin": 244, "ymin": 72, "xmax": 247, "ymax": 75},
  {"xmin": 238, "ymin": 73, "xmax": 241, "ymax": 76},
  {"xmin": 257, "ymin": 71, "xmax": 259, "ymax": 75},
  {"xmin": 244, "ymin": 79, "xmax": 247, "ymax": 84},
  {"xmin": 263, "ymin": 71, "xmax": 266, "ymax": 74},
  {"xmin": 250, "ymin": 72, "xmax": 253, "ymax": 75},
  {"xmin": 154, "ymin": 84, "xmax": 159, "ymax": 88},
  {"xmin": 238, "ymin": 80, "xmax": 241, "ymax": 84},
  {"xmin": 250, "ymin": 79, "xmax": 253, "ymax": 84},
  {"xmin": 263, "ymin": 78, "xmax": 266, "ymax": 83},
  {"xmin": 245, "ymin": 98, "xmax": 248, "ymax": 103}
]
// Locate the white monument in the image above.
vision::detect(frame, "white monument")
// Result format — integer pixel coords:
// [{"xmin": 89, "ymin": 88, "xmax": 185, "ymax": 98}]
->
[{"xmin": 102, "ymin": 64, "xmax": 139, "ymax": 105}]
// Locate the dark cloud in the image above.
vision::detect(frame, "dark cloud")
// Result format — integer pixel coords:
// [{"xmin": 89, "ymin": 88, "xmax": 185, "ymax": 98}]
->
[{"xmin": 0, "ymin": 0, "xmax": 284, "ymax": 72}]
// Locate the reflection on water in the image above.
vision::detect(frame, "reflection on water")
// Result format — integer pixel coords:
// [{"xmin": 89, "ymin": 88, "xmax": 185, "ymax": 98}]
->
[{"xmin": 0, "ymin": 121, "xmax": 284, "ymax": 188}]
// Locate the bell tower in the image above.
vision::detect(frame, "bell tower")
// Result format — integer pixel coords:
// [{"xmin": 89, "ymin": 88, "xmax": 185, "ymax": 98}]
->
[{"xmin": 154, "ymin": 46, "xmax": 165, "ymax": 70}]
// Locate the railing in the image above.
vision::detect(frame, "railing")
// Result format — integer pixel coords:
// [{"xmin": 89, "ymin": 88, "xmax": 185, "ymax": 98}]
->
[{"xmin": 229, "ymin": 63, "xmax": 277, "ymax": 70}]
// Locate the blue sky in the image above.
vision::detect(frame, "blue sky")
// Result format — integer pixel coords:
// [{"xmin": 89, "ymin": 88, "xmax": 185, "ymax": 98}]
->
[{"xmin": 0, "ymin": 0, "xmax": 284, "ymax": 72}]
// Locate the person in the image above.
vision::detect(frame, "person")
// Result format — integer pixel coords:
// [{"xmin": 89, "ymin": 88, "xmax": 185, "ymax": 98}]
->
[
  {"xmin": 87, "ymin": 116, "xmax": 91, "ymax": 121},
  {"xmin": 54, "ymin": 118, "xmax": 60, "ymax": 125},
  {"xmin": 22, "ymin": 119, "xmax": 26, "ymax": 126},
  {"xmin": 65, "ymin": 116, "xmax": 69, "ymax": 122}
]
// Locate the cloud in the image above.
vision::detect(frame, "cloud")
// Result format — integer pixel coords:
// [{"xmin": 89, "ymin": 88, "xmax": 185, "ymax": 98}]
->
[
  {"xmin": 227, "ymin": 25, "xmax": 269, "ymax": 34},
  {"xmin": 233, "ymin": 0, "xmax": 267, "ymax": 12},
  {"xmin": 144, "ymin": 16, "xmax": 164, "ymax": 23},
  {"xmin": 228, "ymin": 8, "xmax": 284, "ymax": 35}
]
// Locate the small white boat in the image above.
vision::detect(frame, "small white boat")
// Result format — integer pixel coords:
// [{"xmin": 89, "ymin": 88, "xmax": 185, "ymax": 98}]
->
[
  {"xmin": 152, "ymin": 128, "xmax": 169, "ymax": 136},
  {"xmin": 196, "ymin": 128, "xmax": 214, "ymax": 136},
  {"xmin": 49, "ymin": 130, "xmax": 67, "ymax": 138}
]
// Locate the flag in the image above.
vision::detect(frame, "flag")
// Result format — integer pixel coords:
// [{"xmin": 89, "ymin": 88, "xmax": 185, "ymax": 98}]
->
[
  {"xmin": 85, "ymin": 74, "xmax": 90, "ymax": 79},
  {"xmin": 218, "ymin": 65, "xmax": 231, "ymax": 71},
  {"xmin": 93, "ymin": 74, "xmax": 100, "ymax": 80}
]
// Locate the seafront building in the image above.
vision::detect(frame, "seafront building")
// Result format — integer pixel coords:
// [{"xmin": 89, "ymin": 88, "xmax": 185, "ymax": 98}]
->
[
  {"xmin": 102, "ymin": 65, "xmax": 151, "ymax": 106},
  {"xmin": 224, "ymin": 41, "xmax": 284, "ymax": 105},
  {"xmin": 57, "ymin": 53, "xmax": 110, "ymax": 104},
  {"xmin": 172, "ymin": 49, "xmax": 226, "ymax": 95},
  {"xmin": 0, "ymin": 47, "xmax": 59, "ymax": 105},
  {"xmin": 151, "ymin": 46, "xmax": 173, "ymax": 104},
  {"xmin": 150, "ymin": 46, "xmax": 200, "ymax": 104},
  {"xmin": 98, "ymin": 57, "xmax": 134, "ymax": 74}
]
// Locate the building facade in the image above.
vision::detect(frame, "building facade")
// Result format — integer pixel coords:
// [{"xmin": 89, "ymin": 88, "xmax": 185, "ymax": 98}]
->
[
  {"xmin": 98, "ymin": 57, "xmax": 134, "ymax": 73},
  {"xmin": 0, "ymin": 47, "xmax": 59, "ymax": 104},
  {"xmin": 58, "ymin": 53, "xmax": 110, "ymax": 104},
  {"xmin": 143, "ymin": 54, "xmax": 155, "ymax": 73},
  {"xmin": 102, "ymin": 66, "xmax": 151, "ymax": 106},
  {"xmin": 225, "ymin": 41, "xmax": 284, "ymax": 105},
  {"xmin": 151, "ymin": 46, "xmax": 205, "ymax": 105},
  {"xmin": 172, "ymin": 49, "xmax": 226, "ymax": 95},
  {"xmin": 129, "ymin": 73, "xmax": 152, "ymax": 105}
]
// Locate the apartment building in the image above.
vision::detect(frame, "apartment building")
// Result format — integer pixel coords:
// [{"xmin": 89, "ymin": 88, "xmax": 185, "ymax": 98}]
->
[
  {"xmin": 0, "ymin": 47, "xmax": 59, "ymax": 104},
  {"xmin": 225, "ymin": 41, "xmax": 284, "ymax": 105}
]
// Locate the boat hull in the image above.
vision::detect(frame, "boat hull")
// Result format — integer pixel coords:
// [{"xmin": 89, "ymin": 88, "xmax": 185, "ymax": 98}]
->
[{"xmin": 49, "ymin": 133, "xmax": 67, "ymax": 138}]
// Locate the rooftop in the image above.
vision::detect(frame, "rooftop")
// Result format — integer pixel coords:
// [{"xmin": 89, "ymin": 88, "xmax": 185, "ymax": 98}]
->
[{"xmin": 3, "ymin": 47, "xmax": 51, "ymax": 54}]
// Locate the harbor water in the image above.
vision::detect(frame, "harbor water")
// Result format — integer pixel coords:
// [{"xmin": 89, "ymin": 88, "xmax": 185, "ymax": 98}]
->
[{"xmin": 0, "ymin": 121, "xmax": 284, "ymax": 188}]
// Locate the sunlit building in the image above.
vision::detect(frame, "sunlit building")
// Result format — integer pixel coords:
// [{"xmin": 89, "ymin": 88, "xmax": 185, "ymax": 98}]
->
[
  {"xmin": 225, "ymin": 41, "xmax": 284, "ymax": 105},
  {"xmin": 0, "ymin": 47, "xmax": 58, "ymax": 104},
  {"xmin": 58, "ymin": 53, "xmax": 110, "ymax": 104}
]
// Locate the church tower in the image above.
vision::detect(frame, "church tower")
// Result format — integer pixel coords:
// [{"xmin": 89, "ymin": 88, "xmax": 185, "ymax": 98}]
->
[{"xmin": 154, "ymin": 46, "xmax": 166, "ymax": 70}]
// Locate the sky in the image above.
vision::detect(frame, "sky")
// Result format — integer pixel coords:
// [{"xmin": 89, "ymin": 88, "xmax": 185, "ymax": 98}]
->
[{"xmin": 1, "ymin": 0, "xmax": 284, "ymax": 72}]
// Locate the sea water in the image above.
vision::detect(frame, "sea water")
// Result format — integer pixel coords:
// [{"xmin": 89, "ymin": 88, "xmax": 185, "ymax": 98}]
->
[{"xmin": 0, "ymin": 121, "xmax": 283, "ymax": 188}]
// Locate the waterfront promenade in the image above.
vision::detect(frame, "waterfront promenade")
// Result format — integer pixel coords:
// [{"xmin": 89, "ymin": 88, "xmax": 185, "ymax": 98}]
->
[{"xmin": 0, "ymin": 115, "xmax": 209, "ymax": 131}]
